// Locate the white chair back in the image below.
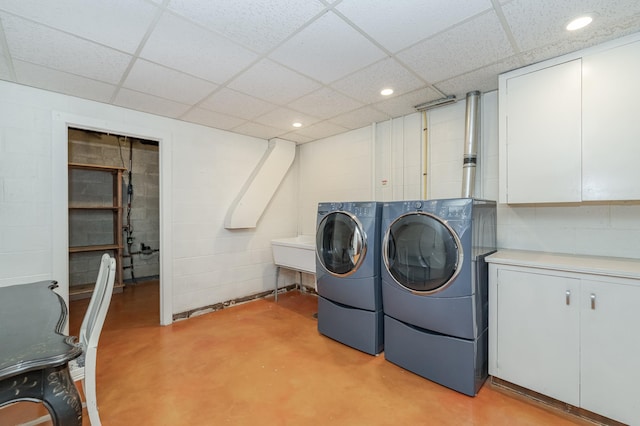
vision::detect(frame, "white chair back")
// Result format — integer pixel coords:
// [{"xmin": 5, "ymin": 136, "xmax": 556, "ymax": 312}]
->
[
  {"xmin": 79, "ymin": 253, "xmax": 116, "ymax": 352},
  {"xmin": 26, "ymin": 257, "xmax": 116, "ymax": 426}
]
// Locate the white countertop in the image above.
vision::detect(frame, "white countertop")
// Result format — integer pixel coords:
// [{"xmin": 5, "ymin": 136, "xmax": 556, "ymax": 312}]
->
[{"xmin": 486, "ymin": 249, "xmax": 640, "ymax": 280}]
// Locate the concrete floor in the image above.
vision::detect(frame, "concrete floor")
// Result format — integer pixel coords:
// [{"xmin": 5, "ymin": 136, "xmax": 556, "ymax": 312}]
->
[{"xmin": 3, "ymin": 281, "xmax": 589, "ymax": 425}]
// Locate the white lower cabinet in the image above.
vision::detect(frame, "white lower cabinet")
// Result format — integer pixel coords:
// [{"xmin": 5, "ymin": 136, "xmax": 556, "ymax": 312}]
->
[
  {"xmin": 580, "ymin": 279, "xmax": 640, "ymax": 423},
  {"xmin": 488, "ymin": 257, "xmax": 640, "ymax": 425},
  {"xmin": 493, "ymin": 269, "xmax": 580, "ymax": 405}
]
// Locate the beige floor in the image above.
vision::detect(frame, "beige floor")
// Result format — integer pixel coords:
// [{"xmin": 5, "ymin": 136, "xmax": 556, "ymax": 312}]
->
[{"xmin": 3, "ymin": 281, "xmax": 591, "ymax": 425}]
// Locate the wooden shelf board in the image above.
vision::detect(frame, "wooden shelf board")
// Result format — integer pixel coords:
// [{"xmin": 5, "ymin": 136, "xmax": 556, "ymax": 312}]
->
[
  {"xmin": 68, "ymin": 162, "xmax": 126, "ymax": 172},
  {"xmin": 69, "ymin": 244, "xmax": 122, "ymax": 253},
  {"xmin": 69, "ymin": 206, "xmax": 122, "ymax": 210}
]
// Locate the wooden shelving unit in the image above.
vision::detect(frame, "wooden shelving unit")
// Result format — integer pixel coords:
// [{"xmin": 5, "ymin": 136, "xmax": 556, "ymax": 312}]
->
[{"xmin": 68, "ymin": 162, "xmax": 126, "ymax": 299}]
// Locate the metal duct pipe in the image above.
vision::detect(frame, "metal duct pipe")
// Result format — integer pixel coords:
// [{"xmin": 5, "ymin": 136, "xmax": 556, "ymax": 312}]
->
[{"xmin": 462, "ymin": 91, "xmax": 480, "ymax": 198}]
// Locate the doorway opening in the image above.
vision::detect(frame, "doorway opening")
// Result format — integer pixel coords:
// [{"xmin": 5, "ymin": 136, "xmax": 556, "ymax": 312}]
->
[{"xmin": 67, "ymin": 127, "xmax": 160, "ymax": 321}]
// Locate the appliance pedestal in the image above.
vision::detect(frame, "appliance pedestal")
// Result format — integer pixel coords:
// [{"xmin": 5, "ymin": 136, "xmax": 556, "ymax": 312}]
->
[
  {"xmin": 318, "ymin": 296, "xmax": 383, "ymax": 355},
  {"xmin": 384, "ymin": 315, "xmax": 488, "ymax": 396}
]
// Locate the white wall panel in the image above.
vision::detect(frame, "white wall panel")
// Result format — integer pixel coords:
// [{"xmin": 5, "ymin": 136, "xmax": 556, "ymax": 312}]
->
[{"xmin": 427, "ymin": 101, "xmax": 466, "ymax": 199}]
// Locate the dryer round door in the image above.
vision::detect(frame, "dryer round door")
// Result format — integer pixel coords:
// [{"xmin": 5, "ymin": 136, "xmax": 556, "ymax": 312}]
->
[
  {"xmin": 316, "ymin": 211, "xmax": 367, "ymax": 277},
  {"xmin": 383, "ymin": 212, "xmax": 462, "ymax": 293}
]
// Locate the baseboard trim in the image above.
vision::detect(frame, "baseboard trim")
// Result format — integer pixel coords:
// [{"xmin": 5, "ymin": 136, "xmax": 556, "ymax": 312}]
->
[
  {"xmin": 489, "ymin": 377, "xmax": 625, "ymax": 426},
  {"xmin": 172, "ymin": 283, "xmax": 318, "ymax": 322}
]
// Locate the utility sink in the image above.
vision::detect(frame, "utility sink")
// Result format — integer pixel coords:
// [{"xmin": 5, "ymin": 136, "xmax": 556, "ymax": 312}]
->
[{"xmin": 271, "ymin": 235, "xmax": 316, "ymax": 274}]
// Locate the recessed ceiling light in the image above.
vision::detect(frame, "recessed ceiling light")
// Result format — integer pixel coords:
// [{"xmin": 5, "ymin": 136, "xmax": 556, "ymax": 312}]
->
[
  {"xmin": 566, "ymin": 15, "xmax": 593, "ymax": 31},
  {"xmin": 292, "ymin": 122, "xmax": 302, "ymax": 128},
  {"xmin": 380, "ymin": 88, "xmax": 394, "ymax": 96}
]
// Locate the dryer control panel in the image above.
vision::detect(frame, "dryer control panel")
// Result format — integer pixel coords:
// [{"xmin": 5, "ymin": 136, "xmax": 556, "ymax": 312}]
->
[{"xmin": 318, "ymin": 201, "xmax": 379, "ymax": 218}]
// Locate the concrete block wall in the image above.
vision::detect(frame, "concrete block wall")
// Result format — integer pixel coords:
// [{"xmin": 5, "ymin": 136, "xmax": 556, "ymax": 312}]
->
[
  {"xmin": 170, "ymin": 131, "xmax": 298, "ymax": 312},
  {"xmin": 297, "ymin": 126, "xmax": 373, "ymax": 236}
]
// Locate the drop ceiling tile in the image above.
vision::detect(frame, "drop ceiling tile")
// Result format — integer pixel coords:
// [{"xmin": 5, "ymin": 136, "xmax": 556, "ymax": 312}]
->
[
  {"xmin": 114, "ymin": 88, "xmax": 191, "ymax": 118},
  {"xmin": 337, "ymin": 0, "xmax": 492, "ymax": 52},
  {"xmin": 327, "ymin": 105, "xmax": 390, "ymax": 130},
  {"xmin": 231, "ymin": 121, "xmax": 283, "ymax": 140},
  {"xmin": 277, "ymin": 131, "xmax": 315, "ymax": 144},
  {"xmin": 269, "ymin": 11, "xmax": 386, "ymax": 84},
  {"xmin": 181, "ymin": 107, "xmax": 247, "ymax": 130},
  {"xmin": 519, "ymin": 41, "xmax": 579, "ymax": 65},
  {"xmin": 373, "ymin": 87, "xmax": 444, "ymax": 117},
  {"xmin": 123, "ymin": 59, "xmax": 217, "ymax": 105},
  {"xmin": 140, "ymin": 12, "xmax": 258, "ymax": 83},
  {"xmin": 167, "ymin": 0, "xmax": 326, "ymax": 54},
  {"xmin": 0, "ymin": 0, "xmax": 159, "ymax": 53},
  {"xmin": 199, "ymin": 88, "xmax": 278, "ymax": 120},
  {"xmin": 398, "ymin": 11, "xmax": 514, "ymax": 83},
  {"xmin": 254, "ymin": 107, "xmax": 320, "ymax": 131},
  {"xmin": 293, "ymin": 121, "xmax": 350, "ymax": 140},
  {"xmin": 288, "ymin": 87, "xmax": 363, "ymax": 120},
  {"xmin": 502, "ymin": 0, "xmax": 640, "ymax": 53},
  {"xmin": 435, "ymin": 57, "xmax": 522, "ymax": 99},
  {"xmin": 330, "ymin": 58, "xmax": 424, "ymax": 105},
  {"xmin": 228, "ymin": 59, "xmax": 321, "ymax": 104},
  {"xmin": 13, "ymin": 60, "xmax": 116, "ymax": 103},
  {"xmin": 1, "ymin": 13, "xmax": 131, "ymax": 84},
  {"xmin": 519, "ymin": 11, "xmax": 640, "ymax": 64}
]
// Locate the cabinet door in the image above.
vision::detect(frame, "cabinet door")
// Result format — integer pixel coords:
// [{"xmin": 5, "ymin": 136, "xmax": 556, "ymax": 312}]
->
[
  {"xmin": 580, "ymin": 280, "xmax": 640, "ymax": 425},
  {"xmin": 494, "ymin": 269, "xmax": 580, "ymax": 405},
  {"xmin": 504, "ymin": 60, "xmax": 582, "ymax": 203},
  {"xmin": 582, "ymin": 40, "xmax": 640, "ymax": 201}
]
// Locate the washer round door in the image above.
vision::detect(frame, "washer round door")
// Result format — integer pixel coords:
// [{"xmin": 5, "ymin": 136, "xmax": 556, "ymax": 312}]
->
[
  {"xmin": 316, "ymin": 211, "xmax": 367, "ymax": 277},
  {"xmin": 383, "ymin": 212, "xmax": 462, "ymax": 293}
]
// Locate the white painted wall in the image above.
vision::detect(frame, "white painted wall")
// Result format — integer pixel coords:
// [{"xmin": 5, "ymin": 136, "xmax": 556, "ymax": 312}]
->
[
  {"xmin": 0, "ymin": 80, "xmax": 298, "ymax": 323},
  {"xmin": 480, "ymin": 94, "xmax": 640, "ymax": 259},
  {"xmin": 297, "ymin": 112, "xmax": 424, "ymax": 238},
  {"xmin": 427, "ymin": 92, "xmax": 496, "ymax": 200},
  {"xmin": 299, "ymin": 90, "xmax": 640, "ymax": 260},
  {"xmin": 297, "ymin": 126, "xmax": 374, "ymax": 236},
  {"xmin": 1, "ymin": 77, "xmax": 637, "ymax": 325}
]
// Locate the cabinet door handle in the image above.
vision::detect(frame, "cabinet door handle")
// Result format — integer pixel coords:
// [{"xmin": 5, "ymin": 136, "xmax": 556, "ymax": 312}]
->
[
  {"xmin": 566, "ymin": 290, "xmax": 571, "ymax": 305},
  {"xmin": 590, "ymin": 293, "xmax": 596, "ymax": 310}
]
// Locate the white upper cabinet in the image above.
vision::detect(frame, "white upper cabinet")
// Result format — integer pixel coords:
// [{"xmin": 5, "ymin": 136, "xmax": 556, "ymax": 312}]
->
[
  {"xmin": 499, "ymin": 34, "xmax": 640, "ymax": 204},
  {"xmin": 503, "ymin": 60, "xmax": 582, "ymax": 203},
  {"xmin": 582, "ymin": 40, "xmax": 640, "ymax": 201}
]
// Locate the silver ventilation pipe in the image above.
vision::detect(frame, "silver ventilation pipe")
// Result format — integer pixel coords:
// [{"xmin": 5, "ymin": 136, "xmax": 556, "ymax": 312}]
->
[{"xmin": 462, "ymin": 91, "xmax": 480, "ymax": 198}]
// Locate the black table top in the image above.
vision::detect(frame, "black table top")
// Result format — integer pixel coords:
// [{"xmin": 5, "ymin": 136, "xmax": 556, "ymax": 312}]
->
[{"xmin": 0, "ymin": 280, "xmax": 82, "ymax": 380}]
